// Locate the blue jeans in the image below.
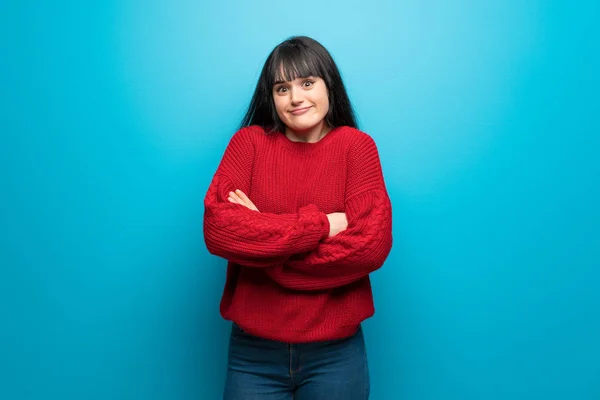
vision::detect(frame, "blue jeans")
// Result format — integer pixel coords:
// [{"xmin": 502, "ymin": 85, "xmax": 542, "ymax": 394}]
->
[{"xmin": 223, "ymin": 323, "xmax": 370, "ymax": 400}]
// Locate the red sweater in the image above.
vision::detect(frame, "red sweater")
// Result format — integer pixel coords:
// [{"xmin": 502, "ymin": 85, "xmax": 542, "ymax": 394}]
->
[{"xmin": 203, "ymin": 125, "xmax": 393, "ymax": 343}]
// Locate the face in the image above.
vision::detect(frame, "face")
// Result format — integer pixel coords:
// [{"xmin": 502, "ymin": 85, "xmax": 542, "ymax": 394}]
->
[{"xmin": 272, "ymin": 75, "xmax": 330, "ymax": 134}]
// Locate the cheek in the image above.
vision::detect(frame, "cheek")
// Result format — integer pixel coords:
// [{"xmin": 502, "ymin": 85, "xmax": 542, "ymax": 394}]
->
[
  {"xmin": 315, "ymin": 87, "xmax": 329, "ymax": 111},
  {"xmin": 319, "ymin": 95, "xmax": 330, "ymax": 115},
  {"xmin": 273, "ymin": 98, "xmax": 287, "ymax": 117}
]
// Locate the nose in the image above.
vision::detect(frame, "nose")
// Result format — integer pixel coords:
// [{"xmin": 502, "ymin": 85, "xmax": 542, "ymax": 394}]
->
[{"xmin": 290, "ymin": 87, "xmax": 304, "ymax": 105}]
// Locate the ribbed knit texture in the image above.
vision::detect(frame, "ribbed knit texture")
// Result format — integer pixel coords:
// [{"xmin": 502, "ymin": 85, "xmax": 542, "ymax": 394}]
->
[{"xmin": 203, "ymin": 125, "xmax": 393, "ymax": 343}]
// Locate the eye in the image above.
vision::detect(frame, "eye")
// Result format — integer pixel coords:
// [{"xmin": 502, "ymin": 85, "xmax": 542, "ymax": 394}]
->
[
  {"xmin": 302, "ymin": 80, "xmax": 315, "ymax": 88},
  {"xmin": 275, "ymin": 86, "xmax": 288, "ymax": 94}
]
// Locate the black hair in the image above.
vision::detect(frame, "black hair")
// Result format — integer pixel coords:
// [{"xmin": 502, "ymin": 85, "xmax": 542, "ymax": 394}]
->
[{"xmin": 240, "ymin": 36, "xmax": 357, "ymax": 132}]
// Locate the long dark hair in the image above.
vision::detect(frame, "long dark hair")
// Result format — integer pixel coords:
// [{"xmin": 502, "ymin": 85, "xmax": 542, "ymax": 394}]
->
[{"xmin": 240, "ymin": 36, "xmax": 358, "ymax": 132}]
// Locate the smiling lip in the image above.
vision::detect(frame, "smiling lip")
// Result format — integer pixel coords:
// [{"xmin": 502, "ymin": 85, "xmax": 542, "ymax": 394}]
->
[{"xmin": 290, "ymin": 106, "xmax": 312, "ymax": 115}]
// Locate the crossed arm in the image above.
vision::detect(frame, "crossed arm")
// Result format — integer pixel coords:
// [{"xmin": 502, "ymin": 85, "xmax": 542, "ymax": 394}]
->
[
  {"xmin": 204, "ymin": 128, "xmax": 392, "ymax": 291},
  {"xmin": 226, "ymin": 186, "xmax": 392, "ymax": 291}
]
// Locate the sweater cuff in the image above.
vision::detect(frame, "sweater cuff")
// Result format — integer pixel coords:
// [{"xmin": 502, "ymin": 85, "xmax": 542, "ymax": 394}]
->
[
  {"xmin": 319, "ymin": 211, "xmax": 330, "ymax": 241},
  {"xmin": 299, "ymin": 204, "xmax": 330, "ymax": 242}
]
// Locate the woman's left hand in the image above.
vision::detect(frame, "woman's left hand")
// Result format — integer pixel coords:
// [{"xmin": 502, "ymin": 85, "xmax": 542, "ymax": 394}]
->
[{"xmin": 228, "ymin": 189, "xmax": 260, "ymax": 212}]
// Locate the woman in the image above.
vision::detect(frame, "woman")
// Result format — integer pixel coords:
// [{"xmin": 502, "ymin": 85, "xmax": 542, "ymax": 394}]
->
[{"xmin": 203, "ymin": 36, "xmax": 393, "ymax": 400}]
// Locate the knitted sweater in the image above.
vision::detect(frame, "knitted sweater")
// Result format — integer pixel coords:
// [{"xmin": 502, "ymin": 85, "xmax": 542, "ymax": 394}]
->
[{"xmin": 203, "ymin": 125, "xmax": 393, "ymax": 343}]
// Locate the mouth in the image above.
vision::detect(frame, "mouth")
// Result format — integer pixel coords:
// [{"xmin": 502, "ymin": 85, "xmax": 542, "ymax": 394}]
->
[{"xmin": 289, "ymin": 106, "xmax": 312, "ymax": 115}]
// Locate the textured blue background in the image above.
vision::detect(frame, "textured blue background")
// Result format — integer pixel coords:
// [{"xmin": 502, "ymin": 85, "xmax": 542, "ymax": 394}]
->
[{"xmin": 1, "ymin": 1, "xmax": 599, "ymax": 399}]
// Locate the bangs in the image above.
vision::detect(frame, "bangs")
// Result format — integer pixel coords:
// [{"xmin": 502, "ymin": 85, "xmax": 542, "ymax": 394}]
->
[{"xmin": 267, "ymin": 46, "xmax": 326, "ymax": 85}]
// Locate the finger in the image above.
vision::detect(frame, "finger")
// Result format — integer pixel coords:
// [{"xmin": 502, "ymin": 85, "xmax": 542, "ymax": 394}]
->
[
  {"xmin": 231, "ymin": 190, "xmax": 249, "ymax": 207},
  {"xmin": 229, "ymin": 191, "xmax": 255, "ymax": 211},
  {"xmin": 235, "ymin": 190, "xmax": 258, "ymax": 211},
  {"xmin": 228, "ymin": 192, "xmax": 244, "ymax": 205},
  {"xmin": 235, "ymin": 190, "xmax": 253, "ymax": 207}
]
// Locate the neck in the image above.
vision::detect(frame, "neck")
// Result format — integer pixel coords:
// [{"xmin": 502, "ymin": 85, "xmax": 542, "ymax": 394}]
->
[{"xmin": 285, "ymin": 121, "xmax": 331, "ymax": 143}]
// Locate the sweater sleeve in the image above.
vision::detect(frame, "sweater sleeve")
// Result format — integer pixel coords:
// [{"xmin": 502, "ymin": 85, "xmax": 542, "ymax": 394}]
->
[
  {"xmin": 203, "ymin": 127, "xmax": 330, "ymax": 267},
  {"xmin": 264, "ymin": 133, "xmax": 393, "ymax": 290}
]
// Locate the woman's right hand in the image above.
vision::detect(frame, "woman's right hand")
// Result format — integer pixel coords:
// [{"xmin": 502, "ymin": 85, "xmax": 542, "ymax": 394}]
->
[{"xmin": 326, "ymin": 212, "xmax": 348, "ymax": 238}]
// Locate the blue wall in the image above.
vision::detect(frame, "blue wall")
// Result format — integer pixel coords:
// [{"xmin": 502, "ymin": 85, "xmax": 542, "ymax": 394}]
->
[{"xmin": 1, "ymin": 1, "xmax": 599, "ymax": 399}]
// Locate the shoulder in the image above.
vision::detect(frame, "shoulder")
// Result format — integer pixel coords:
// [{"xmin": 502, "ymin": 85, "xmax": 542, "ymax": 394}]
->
[
  {"xmin": 230, "ymin": 125, "xmax": 267, "ymax": 142},
  {"xmin": 226, "ymin": 125, "xmax": 268, "ymax": 149},
  {"xmin": 335, "ymin": 126, "xmax": 379, "ymax": 152}
]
